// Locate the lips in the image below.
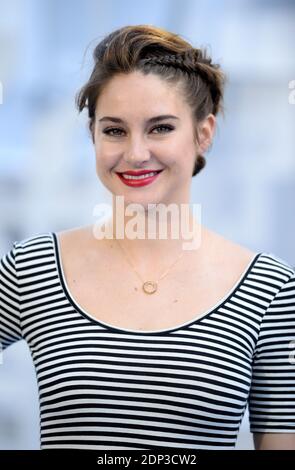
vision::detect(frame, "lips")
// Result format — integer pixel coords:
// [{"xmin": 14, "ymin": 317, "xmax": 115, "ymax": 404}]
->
[
  {"xmin": 117, "ymin": 169, "xmax": 163, "ymax": 176},
  {"xmin": 116, "ymin": 169, "xmax": 163, "ymax": 187}
]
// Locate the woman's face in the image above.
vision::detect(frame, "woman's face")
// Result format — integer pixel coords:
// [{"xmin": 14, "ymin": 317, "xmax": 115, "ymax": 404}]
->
[{"xmin": 93, "ymin": 70, "xmax": 215, "ymax": 208}]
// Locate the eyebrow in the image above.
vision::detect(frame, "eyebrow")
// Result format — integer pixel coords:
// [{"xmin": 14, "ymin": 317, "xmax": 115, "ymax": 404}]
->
[{"xmin": 98, "ymin": 114, "xmax": 180, "ymax": 124}]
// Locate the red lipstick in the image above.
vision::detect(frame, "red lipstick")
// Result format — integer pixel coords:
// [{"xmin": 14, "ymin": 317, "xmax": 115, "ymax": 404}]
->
[{"xmin": 116, "ymin": 169, "xmax": 163, "ymax": 187}]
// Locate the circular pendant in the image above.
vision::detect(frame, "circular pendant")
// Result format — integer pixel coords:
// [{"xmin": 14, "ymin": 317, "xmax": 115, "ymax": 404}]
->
[{"xmin": 142, "ymin": 281, "xmax": 157, "ymax": 294}]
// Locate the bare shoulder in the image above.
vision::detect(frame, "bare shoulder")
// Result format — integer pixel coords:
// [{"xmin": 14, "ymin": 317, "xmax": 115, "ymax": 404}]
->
[
  {"xmin": 55, "ymin": 224, "xmax": 112, "ymax": 284},
  {"xmin": 56, "ymin": 224, "xmax": 107, "ymax": 260},
  {"xmin": 203, "ymin": 226, "xmax": 257, "ymax": 269},
  {"xmin": 57, "ymin": 224, "xmax": 93, "ymax": 245}
]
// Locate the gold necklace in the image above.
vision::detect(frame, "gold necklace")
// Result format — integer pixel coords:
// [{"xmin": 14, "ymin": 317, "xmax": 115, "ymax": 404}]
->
[{"xmin": 114, "ymin": 237, "xmax": 185, "ymax": 294}]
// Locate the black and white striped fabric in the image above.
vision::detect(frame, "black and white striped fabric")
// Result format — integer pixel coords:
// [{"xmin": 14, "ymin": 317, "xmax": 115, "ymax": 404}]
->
[{"xmin": 1, "ymin": 232, "xmax": 295, "ymax": 449}]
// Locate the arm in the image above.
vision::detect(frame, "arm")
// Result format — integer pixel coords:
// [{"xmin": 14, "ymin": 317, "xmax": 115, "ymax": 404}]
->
[
  {"xmin": 254, "ymin": 433, "xmax": 295, "ymax": 450},
  {"xmin": 248, "ymin": 266, "xmax": 295, "ymax": 448},
  {"xmin": 0, "ymin": 242, "xmax": 22, "ymax": 351}
]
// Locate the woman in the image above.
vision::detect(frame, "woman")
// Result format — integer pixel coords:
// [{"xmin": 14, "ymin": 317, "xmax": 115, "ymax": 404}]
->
[{"xmin": 0, "ymin": 24, "xmax": 294, "ymax": 450}]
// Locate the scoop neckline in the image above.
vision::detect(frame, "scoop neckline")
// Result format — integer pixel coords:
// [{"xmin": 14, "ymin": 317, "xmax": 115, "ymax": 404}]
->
[{"xmin": 51, "ymin": 231, "xmax": 262, "ymax": 336}]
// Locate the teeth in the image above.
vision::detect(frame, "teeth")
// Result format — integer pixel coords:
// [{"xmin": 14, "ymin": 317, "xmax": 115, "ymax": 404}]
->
[{"xmin": 122, "ymin": 171, "xmax": 158, "ymax": 180}]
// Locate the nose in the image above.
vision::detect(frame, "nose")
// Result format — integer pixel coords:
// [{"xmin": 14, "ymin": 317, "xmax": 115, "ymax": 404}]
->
[{"xmin": 123, "ymin": 136, "xmax": 151, "ymax": 167}]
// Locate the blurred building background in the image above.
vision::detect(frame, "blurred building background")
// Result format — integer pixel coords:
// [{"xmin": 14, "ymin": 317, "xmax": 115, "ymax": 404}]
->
[{"xmin": 0, "ymin": 0, "xmax": 294, "ymax": 450}]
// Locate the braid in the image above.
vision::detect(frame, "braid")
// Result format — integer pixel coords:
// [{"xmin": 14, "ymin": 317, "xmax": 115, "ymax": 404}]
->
[{"xmin": 140, "ymin": 50, "xmax": 222, "ymax": 115}]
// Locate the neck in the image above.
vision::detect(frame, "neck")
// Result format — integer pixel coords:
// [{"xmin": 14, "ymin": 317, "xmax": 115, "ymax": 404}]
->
[{"xmin": 93, "ymin": 199, "xmax": 205, "ymax": 276}]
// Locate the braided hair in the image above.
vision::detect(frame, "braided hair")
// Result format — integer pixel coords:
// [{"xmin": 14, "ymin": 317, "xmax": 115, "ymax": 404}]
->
[{"xmin": 76, "ymin": 25, "xmax": 226, "ymax": 177}]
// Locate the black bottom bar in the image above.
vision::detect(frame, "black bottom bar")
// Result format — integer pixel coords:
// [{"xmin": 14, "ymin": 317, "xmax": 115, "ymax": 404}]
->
[{"xmin": 0, "ymin": 450, "xmax": 294, "ymax": 467}]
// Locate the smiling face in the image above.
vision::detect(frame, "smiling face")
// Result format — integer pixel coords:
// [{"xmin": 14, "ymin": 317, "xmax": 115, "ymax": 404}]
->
[{"xmin": 92, "ymin": 70, "xmax": 215, "ymax": 208}]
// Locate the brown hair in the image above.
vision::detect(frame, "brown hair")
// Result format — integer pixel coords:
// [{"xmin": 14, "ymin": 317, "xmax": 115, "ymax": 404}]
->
[{"xmin": 76, "ymin": 24, "xmax": 226, "ymax": 177}]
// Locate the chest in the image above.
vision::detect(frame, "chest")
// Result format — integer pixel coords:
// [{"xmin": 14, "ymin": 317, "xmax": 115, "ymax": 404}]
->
[{"xmin": 58, "ymin": 238, "xmax": 254, "ymax": 332}]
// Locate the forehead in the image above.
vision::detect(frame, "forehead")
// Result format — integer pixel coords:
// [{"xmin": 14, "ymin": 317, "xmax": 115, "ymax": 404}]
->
[{"xmin": 96, "ymin": 71, "xmax": 185, "ymax": 113}]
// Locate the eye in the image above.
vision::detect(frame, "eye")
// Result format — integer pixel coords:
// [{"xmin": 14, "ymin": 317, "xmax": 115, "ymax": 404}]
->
[
  {"xmin": 150, "ymin": 124, "xmax": 174, "ymax": 134},
  {"xmin": 102, "ymin": 124, "xmax": 174, "ymax": 137},
  {"xmin": 102, "ymin": 127, "xmax": 124, "ymax": 136}
]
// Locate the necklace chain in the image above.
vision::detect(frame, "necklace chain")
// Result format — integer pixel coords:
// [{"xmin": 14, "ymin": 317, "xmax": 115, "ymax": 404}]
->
[{"xmin": 114, "ymin": 237, "xmax": 185, "ymax": 294}]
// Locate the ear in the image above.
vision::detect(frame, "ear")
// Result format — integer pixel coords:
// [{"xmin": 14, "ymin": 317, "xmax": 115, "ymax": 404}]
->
[{"xmin": 196, "ymin": 114, "xmax": 216, "ymax": 153}]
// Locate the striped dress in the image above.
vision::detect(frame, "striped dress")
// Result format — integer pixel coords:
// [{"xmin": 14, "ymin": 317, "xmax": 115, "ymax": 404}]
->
[{"xmin": 0, "ymin": 232, "xmax": 295, "ymax": 449}]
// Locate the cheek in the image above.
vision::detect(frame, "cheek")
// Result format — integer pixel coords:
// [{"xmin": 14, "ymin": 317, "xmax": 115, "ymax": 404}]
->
[
  {"xmin": 173, "ymin": 130, "xmax": 195, "ymax": 150},
  {"xmin": 95, "ymin": 144, "xmax": 116, "ymax": 169},
  {"xmin": 95, "ymin": 153, "xmax": 109, "ymax": 180},
  {"xmin": 181, "ymin": 136, "xmax": 198, "ymax": 162},
  {"xmin": 166, "ymin": 138, "xmax": 196, "ymax": 169}
]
